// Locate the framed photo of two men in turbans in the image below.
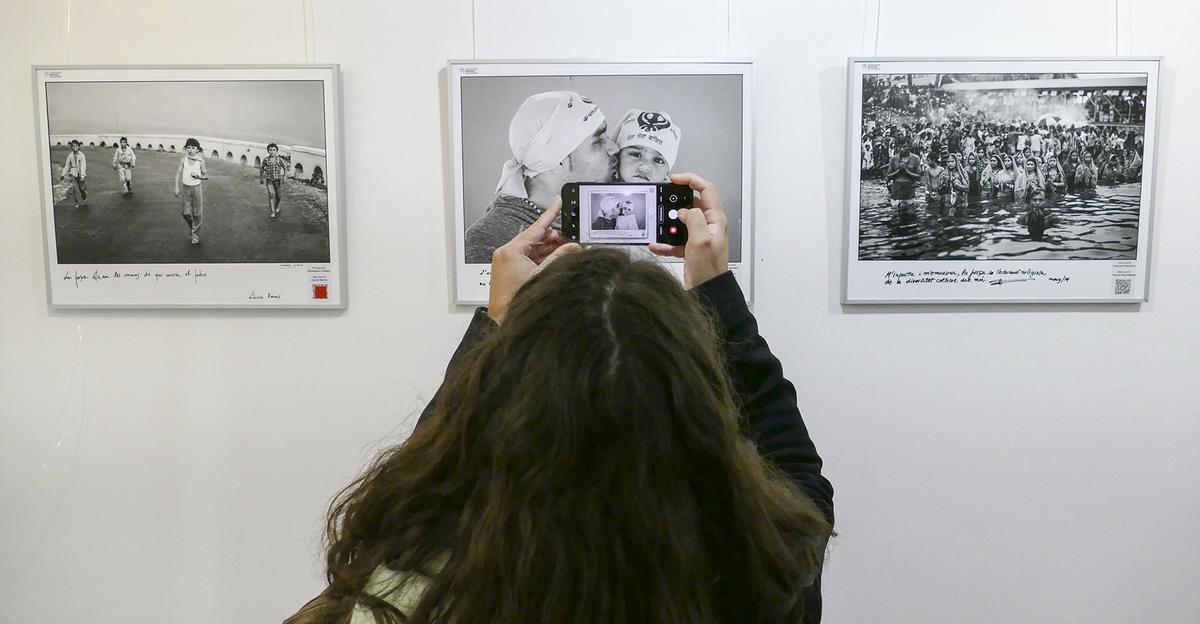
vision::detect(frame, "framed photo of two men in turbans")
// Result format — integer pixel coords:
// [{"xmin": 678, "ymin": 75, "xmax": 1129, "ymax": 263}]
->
[{"xmin": 448, "ymin": 60, "xmax": 754, "ymax": 305}]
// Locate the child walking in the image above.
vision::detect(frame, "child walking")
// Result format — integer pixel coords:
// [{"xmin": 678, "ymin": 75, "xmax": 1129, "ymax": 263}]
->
[
  {"xmin": 259, "ymin": 142, "xmax": 288, "ymax": 218},
  {"xmin": 174, "ymin": 138, "xmax": 209, "ymax": 244},
  {"xmin": 112, "ymin": 137, "xmax": 136, "ymax": 195},
  {"xmin": 60, "ymin": 140, "xmax": 88, "ymax": 208}
]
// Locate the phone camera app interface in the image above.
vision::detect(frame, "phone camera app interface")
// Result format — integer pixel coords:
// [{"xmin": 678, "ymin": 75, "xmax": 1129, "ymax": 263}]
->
[{"xmin": 580, "ymin": 185, "xmax": 655, "ymax": 244}]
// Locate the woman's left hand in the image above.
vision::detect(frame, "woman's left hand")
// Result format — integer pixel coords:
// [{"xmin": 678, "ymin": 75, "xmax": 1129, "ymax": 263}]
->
[{"xmin": 487, "ymin": 196, "xmax": 580, "ymax": 324}]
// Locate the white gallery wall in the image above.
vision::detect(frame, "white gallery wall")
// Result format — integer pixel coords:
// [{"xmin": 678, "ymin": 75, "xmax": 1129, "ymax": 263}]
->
[{"xmin": 1, "ymin": 0, "xmax": 1197, "ymax": 622}]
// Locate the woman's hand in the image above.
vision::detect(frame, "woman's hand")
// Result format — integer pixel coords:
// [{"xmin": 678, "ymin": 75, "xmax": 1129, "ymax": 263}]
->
[
  {"xmin": 487, "ymin": 196, "xmax": 581, "ymax": 324},
  {"xmin": 648, "ymin": 172, "xmax": 728, "ymax": 289}
]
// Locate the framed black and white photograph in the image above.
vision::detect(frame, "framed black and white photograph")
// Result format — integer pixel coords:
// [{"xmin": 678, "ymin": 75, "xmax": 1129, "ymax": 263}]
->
[
  {"xmin": 844, "ymin": 58, "xmax": 1160, "ymax": 304},
  {"xmin": 33, "ymin": 65, "xmax": 346, "ymax": 308},
  {"xmin": 449, "ymin": 60, "xmax": 754, "ymax": 304}
]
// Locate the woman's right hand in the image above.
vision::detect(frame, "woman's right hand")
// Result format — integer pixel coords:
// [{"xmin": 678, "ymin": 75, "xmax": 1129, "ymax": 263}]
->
[
  {"xmin": 648, "ymin": 172, "xmax": 728, "ymax": 289},
  {"xmin": 487, "ymin": 197, "xmax": 580, "ymax": 324}
]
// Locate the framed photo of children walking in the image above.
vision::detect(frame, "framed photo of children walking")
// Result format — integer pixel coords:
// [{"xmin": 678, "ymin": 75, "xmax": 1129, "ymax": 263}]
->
[
  {"xmin": 844, "ymin": 57, "xmax": 1161, "ymax": 304},
  {"xmin": 32, "ymin": 65, "xmax": 347, "ymax": 308},
  {"xmin": 448, "ymin": 60, "xmax": 755, "ymax": 304}
]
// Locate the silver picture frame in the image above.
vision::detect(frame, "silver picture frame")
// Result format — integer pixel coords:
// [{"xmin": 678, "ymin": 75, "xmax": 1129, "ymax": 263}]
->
[
  {"xmin": 447, "ymin": 59, "xmax": 755, "ymax": 305},
  {"xmin": 843, "ymin": 57, "xmax": 1161, "ymax": 304},
  {"xmin": 33, "ymin": 64, "xmax": 347, "ymax": 309}
]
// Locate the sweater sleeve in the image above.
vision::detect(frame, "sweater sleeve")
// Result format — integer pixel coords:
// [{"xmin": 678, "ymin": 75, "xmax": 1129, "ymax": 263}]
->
[
  {"xmin": 416, "ymin": 308, "xmax": 496, "ymax": 427},
  {"xmin": 693, "ymin": 272, "xmax": 834, "ymax": 523}
]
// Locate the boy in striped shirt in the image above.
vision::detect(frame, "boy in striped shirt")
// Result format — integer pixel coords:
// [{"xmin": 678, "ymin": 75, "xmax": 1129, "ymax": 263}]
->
[{"xmin": 259, "ymin": 143, "xmax": 288, "ymax": 218}]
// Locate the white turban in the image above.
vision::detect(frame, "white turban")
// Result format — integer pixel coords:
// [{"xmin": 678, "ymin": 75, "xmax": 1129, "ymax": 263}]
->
[
  {"xmin": 495, "ymin": 91, "xmax": 605, "ymax": 198},
  {"xmin": 599, "ymin": 195, "xmax": 619, "ymax": 219},
  {"xmin": 615, "ymin": 109, "xmax": 681, "ymax": 170}
]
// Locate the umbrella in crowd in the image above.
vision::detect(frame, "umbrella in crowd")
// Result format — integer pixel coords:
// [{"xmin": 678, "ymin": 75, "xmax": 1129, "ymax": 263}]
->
[{"xmin": 1037, "ymin": 113, "xmax": 1063, "ymax": 127}]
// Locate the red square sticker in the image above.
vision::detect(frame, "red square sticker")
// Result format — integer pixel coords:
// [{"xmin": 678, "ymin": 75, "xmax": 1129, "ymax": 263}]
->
[{"xmin": 313, "ymin": 284, "xmax": 328, "ymax": 300}]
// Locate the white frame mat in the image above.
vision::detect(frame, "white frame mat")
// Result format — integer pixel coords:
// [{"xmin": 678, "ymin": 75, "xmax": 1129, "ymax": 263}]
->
[
  {"xmin": 449, "ymin": 60, "xmax": 755, "ymax": 305},
  {"xmin": 33, "ymin": 64, "xmax": 347, "ymax": 309},
  {"xmin": 844, "ymin": 57, "xmax": 1161, "ymax": 304}
]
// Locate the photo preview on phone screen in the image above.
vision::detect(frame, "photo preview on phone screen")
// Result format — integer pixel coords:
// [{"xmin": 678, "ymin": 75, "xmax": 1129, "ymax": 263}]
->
[{"xmin": 580, "ymin": 184, "xmax": 654, "ymax": 244}]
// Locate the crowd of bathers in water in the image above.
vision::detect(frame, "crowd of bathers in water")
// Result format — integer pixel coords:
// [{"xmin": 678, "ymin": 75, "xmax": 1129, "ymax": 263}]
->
[
  {"xmin": 861, "ymin": 109, "xmax": 1146, "ymax": 240},
  {"xmin": 866, "ymin": 124, "xmax": 1143, "ymax": 208}
]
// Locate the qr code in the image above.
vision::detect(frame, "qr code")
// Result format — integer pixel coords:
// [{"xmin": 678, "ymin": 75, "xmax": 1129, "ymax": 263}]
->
[{"xmin": 1114, "ymin": 278, "xmax": 1132, "ymax": 295}]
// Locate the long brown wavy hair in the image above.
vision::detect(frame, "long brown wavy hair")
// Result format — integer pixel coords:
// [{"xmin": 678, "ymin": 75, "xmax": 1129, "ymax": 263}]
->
[{"xmin": 322, "ymin": 248, "xmax": 831, "ymax": 623}]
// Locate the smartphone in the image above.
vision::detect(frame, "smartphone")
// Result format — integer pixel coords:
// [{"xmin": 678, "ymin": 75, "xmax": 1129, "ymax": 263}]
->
[{"xmin": 560, "ymin": 182, "xmax": 692, "ymax": 247}]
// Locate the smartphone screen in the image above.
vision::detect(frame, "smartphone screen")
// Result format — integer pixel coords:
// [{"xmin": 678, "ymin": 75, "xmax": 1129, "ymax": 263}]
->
[
  {"xmin": 562, "ymin": 182, "xmax": 691, "ymax": 246},
  {"xmin": 577, "ymin": 183, "xmax": 656, "ymax": 244}
]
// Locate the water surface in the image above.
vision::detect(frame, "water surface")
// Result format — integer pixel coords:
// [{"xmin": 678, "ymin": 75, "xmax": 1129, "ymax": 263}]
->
[{"xmin": 858, "ymin": 180, "xmax": 1141, "ymax": 261}]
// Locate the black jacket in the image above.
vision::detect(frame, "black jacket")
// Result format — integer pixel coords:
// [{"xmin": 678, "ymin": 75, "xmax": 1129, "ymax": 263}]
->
[{"xmin": 418, "ymin": 271, "xmax": 834, "ymax": 622}]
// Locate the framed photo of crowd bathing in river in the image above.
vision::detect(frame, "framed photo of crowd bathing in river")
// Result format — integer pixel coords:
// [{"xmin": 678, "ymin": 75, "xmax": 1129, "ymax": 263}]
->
[
  {"xmin": 33, "ymin": 65, "xmax": 346, "ymax": 308},
  {"xmin": 844, "ymin": 58, "xmax": 1160, "ymax": 304},
  {"xmin": 449, "ymin": 60, "xmax": 754, "ymax": 305}
]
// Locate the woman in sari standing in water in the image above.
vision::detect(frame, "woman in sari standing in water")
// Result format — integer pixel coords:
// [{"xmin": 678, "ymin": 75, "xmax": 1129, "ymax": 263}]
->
[
  {"xmin": 981, "ymin": 154, "xmax": 1001, "ymax": 198},
  {"xmin": 1043, "ymin": 154, "xmax": 1067, "ymax": 196},
  {"xmin": 1075, "ymin": 151, "xmax": 1099, "ymax": 190},
  {"xmin": 1098, "ymin": 148, "xmax": 1124, "ymax": 185},
  {"xmin": 1123, "ymin": 148, "xmax": 1143, "ymax": 182},
  {"xmin": 1016, "ymin": 158, "xmax": 1046, "ymax": 205},
  {"xmin": 993, "ymin": 153, "xmax": 1018, "ymax": 201},
  {"xmin": 946, "ymin": 153, "xmax": 970, "ymax": 207},
  {"xmin": 965, "ymin": 153, "xmax": 984, "ymax": 201},
  {"xmin": 1064, "ymin": 150, "xmax": 1082, "ymax": 190}
]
